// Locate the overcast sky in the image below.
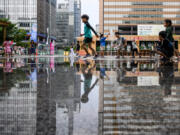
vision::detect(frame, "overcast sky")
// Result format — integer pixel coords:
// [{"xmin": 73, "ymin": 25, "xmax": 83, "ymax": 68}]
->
[{"xmin": 81, "ymin": 0, "xmax": 99, "ymax": 31}]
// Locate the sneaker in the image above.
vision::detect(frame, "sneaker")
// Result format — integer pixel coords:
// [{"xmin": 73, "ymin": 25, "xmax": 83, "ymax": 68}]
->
[{"xmin": 83, "ymin": 54, "xmax": 91, "ymax": 58}]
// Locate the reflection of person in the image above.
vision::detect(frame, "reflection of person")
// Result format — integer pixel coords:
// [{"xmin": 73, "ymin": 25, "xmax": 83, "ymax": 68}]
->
[
  {"xmin": 100, "ymin": 60, "xmax": 109, "ymax": 80},
  {"xmin": 131, "ymin": 60, "xmax": 138, "ymax": 73},
  {"xmin": 159, "ymin": 61, "xmax": 174, "ymax": 96},
  {"xmin": 4, "ymin": 59, "xmax": 13, "ymax": 73},
  {"xmin": 27, "ymin": 68, "xmax": 37, "ymax": 90},
  {"xmin": 116, "ymin": 63, "xmax": 126, "ymax": 83},
  {"xmin": 3, "ymin": 38, "xmax": 13, "ymax": 57},
  {"xmin": 81, "ymin": 61, "xmax": 98, "ymax": 103}
]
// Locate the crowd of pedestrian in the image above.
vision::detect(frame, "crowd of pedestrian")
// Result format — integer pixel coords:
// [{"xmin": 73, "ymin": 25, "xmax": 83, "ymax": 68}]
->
[{"xmin": 78, "ymin": 15, "xmax": 179, "ymax": 61}]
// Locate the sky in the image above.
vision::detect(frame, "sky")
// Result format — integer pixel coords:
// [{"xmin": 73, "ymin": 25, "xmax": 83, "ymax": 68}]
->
[{"xmin": 81, "ymin": 0, "xmax": 99, "ymax": 31}]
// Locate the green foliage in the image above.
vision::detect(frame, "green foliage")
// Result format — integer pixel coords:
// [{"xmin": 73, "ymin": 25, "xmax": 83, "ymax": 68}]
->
[
  {"xmin": 16, "ymin": 42, "xmax": 30, "ymax": 48},
  {"xmin": 64, "ymin": 47, "xmax": 70, "ymax": 51},
  {"xmin": 0, "ymin": 18, "xmax": 26, "ymax": 44}
]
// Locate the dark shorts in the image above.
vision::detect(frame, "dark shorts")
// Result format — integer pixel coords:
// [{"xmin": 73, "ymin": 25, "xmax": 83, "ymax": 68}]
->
[
  {"xmin": 160, "ymin": 49, "xmax": 173, "ymax": 58},
  {"xmin": 31, "ymin": 48, "xmax": 36, "ymax": 54},
  {"xmin": 84, "ymin": 37, "xmax": 93, "ymax": 44},
  {"xmin": 76, "ymin": 46, "xmax": 80, "ymax": 51},
  {"xmin": 133, "ymin": 48, "xmax": 138, "ymax": 52}
]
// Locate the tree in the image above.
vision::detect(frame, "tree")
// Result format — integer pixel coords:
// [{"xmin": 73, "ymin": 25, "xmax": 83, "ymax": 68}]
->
[{"xmin": 0, "ymin": 18, "xmax": 26, "ymax": 44}]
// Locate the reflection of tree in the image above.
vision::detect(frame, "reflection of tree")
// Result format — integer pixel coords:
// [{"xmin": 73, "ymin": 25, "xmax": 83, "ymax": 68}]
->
[{"xmin": 0, "ymin": 68, "xmax": 27, "ymax": 91}]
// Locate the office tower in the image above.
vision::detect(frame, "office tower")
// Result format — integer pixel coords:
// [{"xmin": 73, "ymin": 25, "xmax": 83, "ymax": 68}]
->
[
  {"xmin": 74, "ymin": 0, "xmax": 81, "ymax": 41},
  {"xmin": 56, "ymin": 0, "xmax": 74, "ymax": 46},
  {"xmin": 99, "ymin": 0, "xmax": 180, "ymax": 35},
  {"xmin": 0, "ymin": 0, "xmax": 56, "ymax": 40},
  {"xmin": 56, "ymin": 0, "xmax": 81, "ymax": 46}
]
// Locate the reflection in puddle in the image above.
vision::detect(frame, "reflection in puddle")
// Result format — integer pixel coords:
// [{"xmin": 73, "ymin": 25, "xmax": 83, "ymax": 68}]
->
[{"xmin": 0, "ymin": 57, "xmax": 180, "ymax": 135}]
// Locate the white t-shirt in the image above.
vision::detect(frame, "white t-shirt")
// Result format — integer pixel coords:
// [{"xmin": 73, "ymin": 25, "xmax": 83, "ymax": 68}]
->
[{"xmin": 132, "ymin": 42, "xmax": 137, "ymax": 49}]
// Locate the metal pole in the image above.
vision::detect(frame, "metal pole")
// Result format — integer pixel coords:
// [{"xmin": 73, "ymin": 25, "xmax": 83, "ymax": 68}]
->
[{"xmin": 49, "ymin": 0, "xmax": 52, "ymax": 43}]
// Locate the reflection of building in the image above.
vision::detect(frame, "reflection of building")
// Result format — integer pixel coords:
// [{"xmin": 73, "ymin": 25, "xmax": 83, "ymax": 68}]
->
[
  {"xmin": 0, "ymin": 81, "xmax": 37, "ymax": 135},
  {"xmin": 56, "ymin": 67, "xmax": 81, "ymax": 135},
  {"xmin": 37, "ymin": 63, "xmax": 81, "ymax": 135},
  {"xmin": 98, "ymin": 60, "xmax": 180, "ymax": 135},
  {"xmin": 99, "ymin": 0, "xmax": 180, "ymax": 35},
  {"xmin": 0, "ymin": 0, "xmax": 56, "ymax": 38}
]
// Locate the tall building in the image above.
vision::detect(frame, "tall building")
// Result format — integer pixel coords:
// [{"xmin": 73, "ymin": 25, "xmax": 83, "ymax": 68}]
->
[
  {"xmin": 99, "ymin": 0, "xmax": 180, "ymax": 35},
  {"xmin": 56, "ymin": 0, "xmax": 74, "ymax": 46},
  {"xmin": 0, "ymin": 0, "xmax": 56, "ymax": 40},
  {"xmin": 74, "ymin": 0, "xmax": 81, "ymax": 40},
  {"xmin": 56, "ymin": 0, "xmax": 81, "ymax": 46}
]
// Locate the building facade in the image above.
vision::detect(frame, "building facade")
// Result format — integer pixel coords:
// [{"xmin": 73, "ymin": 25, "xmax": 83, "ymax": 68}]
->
[
  {"xmin": 56, "ymin": 0, "xmax": 74, "ymax": 46},
  {"xmin": 74, "ymin": 0, "xmax": 81, "ymax": 40},
  {"xmin": 99, "ymin": 0, "xmax": 180, "ymax": 35},
  {"xmin": 56, "ymin": 0, "xmax": 81, "ymax": 46},
  {"xmin": 0, "ymin": 0, "xmax": 56, "ymax": 40}
]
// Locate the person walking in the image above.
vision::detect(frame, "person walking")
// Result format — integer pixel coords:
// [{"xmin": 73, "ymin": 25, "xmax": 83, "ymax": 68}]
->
[
  {"xmin": 50, "ymin": 40, "xmax": 55, "ymax": 55},
  {"xmin": 113, "ymin": 32, "xmax": 127, "ymax": 59},
  {"xmin": 164, "ymin": 19, "xmax": 179, "ymax": 58},
  {"xmin": 76, "ymin": 41, "xmax": 80, "ymax": 56},
  {"xmin": 132, "ymin": 39, "xmax": 141, "ymax": 58},
  {"xmin": 81, "ymin": 14, "xmax": 99, "ymax": 59},
  {"xmin": 3, "ymin": 38, "xmax": 13, "ymax": 57},
  {"xmin": 30, "ymin": 40, "xmax": 36, "ymax": 56},
  {"xmin": 155, "ymin": 31, "xmax": 174, "ymax": 61},
  {"xmin": 100, "ymin": 33, "xmax": 109, "ymax": 57}
]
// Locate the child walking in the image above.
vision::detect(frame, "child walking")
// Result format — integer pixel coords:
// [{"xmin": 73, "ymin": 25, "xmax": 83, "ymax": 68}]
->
[
  {"xmin": 113, "ymin": 32, "xmax": 127, "ymax": 59},
  {"xmin": 81, "ymin": 14, "xmax": 99, "ymax": 58},
  {"xmin": 132, "ymin": 39, "xmax": 140, "ymax": 58},
  {"xmin": 100, "ymin": 33, "xmax": 109, "ymax": 57}
]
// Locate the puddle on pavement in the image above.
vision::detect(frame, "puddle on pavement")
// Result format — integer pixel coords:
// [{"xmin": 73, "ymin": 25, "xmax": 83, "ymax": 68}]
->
[{"xmin": 0, "ymin": 57, "xmax": 180, "ymax": 135}]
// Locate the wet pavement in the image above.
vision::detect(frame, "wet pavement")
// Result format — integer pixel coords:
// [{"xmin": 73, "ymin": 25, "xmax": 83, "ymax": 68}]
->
[{"xmin": 0, "ymin": 57, "xmax": 180, "ymax": 135}]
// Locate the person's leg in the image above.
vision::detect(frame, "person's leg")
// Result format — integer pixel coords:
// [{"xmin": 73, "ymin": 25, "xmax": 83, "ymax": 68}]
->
[
  {"xmin": 88, "ymin": 43, "xmax": 96, "ymax": 56},
  {"xmin": 116, "ymin": 49, "xmax": 120, "ymax": 58},
  {"xmin": 82, "ymin": 43, "xmax": 89, "ymax": 55},
  {"xmin": 100, "ymin": 46, "xmax": 103, "ymax": 57},
  {"xmin": 137, "ymin": 49, "xmax": 141, "ymax": 58},
  {"xmin": 135, "ymin": 49, "xmax": 139, "ymax": 57},
  {"xmin": 122, "ymin": 50, "xmax": 125, "ymax": 58},
  {"xmin": 173, "ymin": 42, "xmax": 179, "ymax": 58},
  {"xmin": 132, "ymin": 49, "xmax": 135, "ymax": 58},
  {"xmin": 175, "ymin": 49, "xmax": 179, "ymax": 57},
  {"xmin": 102, "ymin": 48, "xmax": 104, "ymax": 57}
]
